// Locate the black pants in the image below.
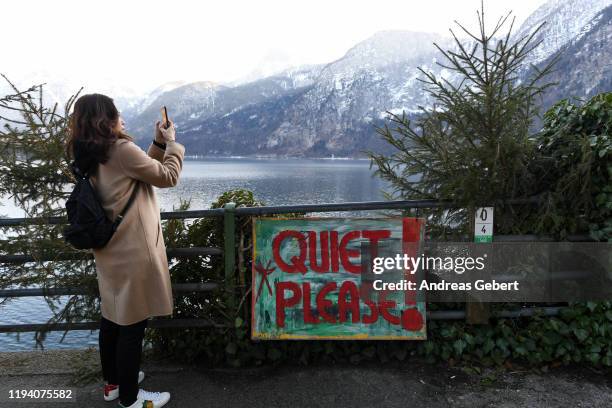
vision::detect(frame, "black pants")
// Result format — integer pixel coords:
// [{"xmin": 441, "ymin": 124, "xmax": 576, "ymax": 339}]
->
[{"xmin": 99, "ymin": 316, "xmax": 148, "ymax": 406}]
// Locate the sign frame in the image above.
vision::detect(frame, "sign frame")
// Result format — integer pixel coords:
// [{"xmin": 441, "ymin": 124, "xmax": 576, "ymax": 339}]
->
[{"xmin": 251, "ymin": 216, "xmax": 427, "ymax": 340}]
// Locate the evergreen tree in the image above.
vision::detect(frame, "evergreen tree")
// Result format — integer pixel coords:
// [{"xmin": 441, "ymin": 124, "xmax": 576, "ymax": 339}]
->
[
  {"xmin": 0, "ymin": 75, "xmax": 97, "ymax": 345},
  {"xmin": 367, "ymin": 4, "xmax": 558, "ymax": 237}
]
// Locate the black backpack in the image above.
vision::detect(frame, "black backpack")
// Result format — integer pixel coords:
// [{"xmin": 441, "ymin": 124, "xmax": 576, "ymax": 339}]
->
[{"xmin": 63, "ymin": 161, "xmax": 140, "ymax": 249}]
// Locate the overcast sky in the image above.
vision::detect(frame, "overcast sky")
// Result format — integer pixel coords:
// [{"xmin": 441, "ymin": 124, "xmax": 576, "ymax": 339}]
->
[{"xmin": 3, "ymin": 0, "xmax": 547, "ymax": 94}]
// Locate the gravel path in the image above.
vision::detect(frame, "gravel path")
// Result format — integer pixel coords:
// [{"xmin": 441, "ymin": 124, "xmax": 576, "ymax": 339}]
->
[{"xmin": 1, "ymin": 349, "xmax": 611, "ymax": 407}]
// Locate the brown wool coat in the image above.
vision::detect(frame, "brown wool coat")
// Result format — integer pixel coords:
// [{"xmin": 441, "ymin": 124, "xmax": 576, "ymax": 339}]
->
[{"xmin": 90, "ymin": 135, "xmax": 185, "ymax": 325}]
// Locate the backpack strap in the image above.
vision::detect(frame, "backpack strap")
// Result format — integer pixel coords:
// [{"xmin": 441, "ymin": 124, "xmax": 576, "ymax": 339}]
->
[
  {"xmin": 112, "ymin": 181, "xmax": 140, "ymax": 230},
  {"xmin": 71, "ymin": 159, "xmax": 140, "ymax": 230}
]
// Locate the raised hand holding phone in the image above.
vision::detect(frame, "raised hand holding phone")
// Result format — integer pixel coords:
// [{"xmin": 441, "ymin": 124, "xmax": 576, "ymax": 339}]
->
[
  {"xmin": 157, "ymin": 106, "xmax": 176, "ymax": 143},
  {"xmin": 161, "ymin": 106, "xmax": 170, "ymax": 129},
  {"xmin": 157, "ymin": 119, "xmax": 176, "ymax": 142}
]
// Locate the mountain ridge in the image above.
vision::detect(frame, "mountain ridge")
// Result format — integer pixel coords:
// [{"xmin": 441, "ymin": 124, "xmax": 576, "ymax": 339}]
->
[{"xmin": 123, "ymin": 0, "xmax": 611, "ymax": 157}]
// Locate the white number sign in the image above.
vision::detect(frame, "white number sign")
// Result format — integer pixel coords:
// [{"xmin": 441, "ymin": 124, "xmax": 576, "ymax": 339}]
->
[{"xmin": 474, "ymin": 207, "xmax": 493, "ymax": 243}]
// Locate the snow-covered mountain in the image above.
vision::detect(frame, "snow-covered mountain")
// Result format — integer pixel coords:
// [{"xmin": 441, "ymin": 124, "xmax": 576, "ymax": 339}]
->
[
  {"xmin": 256, "ymin": 31, "xmax": 451, "ymax": 155},
  {"xmin": 513, "ymin": 0, "xmax": 612, "ymax": 66},
  {"xmin": 528, "ymin": 3, "xmax": 612, "ymax": 109},
  {"xmin": 226, "ymin": 50, "xmax": 317, "ymax": 87},
  {"xmin": 119, "ymin": 0, "xmax": 611, "ymax": 157},
  {"xmin": 125, "ymin": 31, "xmax": 449, "ymax": 156},
  {"xmin": 125, "ymin": 63, "xmax": 325, "ymax": 141},
  {"xmin": 122, "ymin": 81, "xmax": 189, "ymax": 115}
]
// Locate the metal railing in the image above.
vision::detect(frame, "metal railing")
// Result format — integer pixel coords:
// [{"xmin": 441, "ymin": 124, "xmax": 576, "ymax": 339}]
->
[{"xmin": 0, "ymin": 198, "xmax": 579, "ymax": 334}]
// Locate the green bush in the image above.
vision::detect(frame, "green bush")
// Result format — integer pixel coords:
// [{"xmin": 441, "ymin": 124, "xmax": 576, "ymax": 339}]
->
[
  {"xmin": 148, "ymin": 189, "xmax": 264, "ymax": 365},
  {"xmin": 533, "ymin": 93, "xmax": 612, "ymax": 241},
  {"xmin": 421, "ymin": 302, "xmax": 612, "ymax": 367},
  {"xmin": 149, "ymin": 189, "xmax": 612, "ymax": 369}
]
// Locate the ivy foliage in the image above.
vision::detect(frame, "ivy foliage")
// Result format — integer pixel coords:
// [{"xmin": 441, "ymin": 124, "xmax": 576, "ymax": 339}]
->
[
  {"xmin": 421, "ymin": 303, "xmax": 612, "ymax": 367},
  {"xmin": 532, "ymin": 93, "xmax": 612, "ymax": 240}
]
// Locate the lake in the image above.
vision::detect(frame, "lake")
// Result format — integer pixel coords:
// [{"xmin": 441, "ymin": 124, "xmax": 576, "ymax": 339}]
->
[{"xmin": 0, "ymin": 157, "xmax": 393, "ymax": 351}]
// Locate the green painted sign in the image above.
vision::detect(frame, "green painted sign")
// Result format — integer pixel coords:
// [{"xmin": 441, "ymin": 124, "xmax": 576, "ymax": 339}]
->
[{"xmin": 251, "ymin": 217, "xmax": 427, "ymax": 340}]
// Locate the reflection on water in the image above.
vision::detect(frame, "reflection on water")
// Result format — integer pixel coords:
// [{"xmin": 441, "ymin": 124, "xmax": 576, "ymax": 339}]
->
[
  {"xmin": 1, "ymin": 158, "xmax": 391, "ymax": 351},
  {"xmin": 157, "ymin": 158, "xmax": 388, "ymax": 212}
]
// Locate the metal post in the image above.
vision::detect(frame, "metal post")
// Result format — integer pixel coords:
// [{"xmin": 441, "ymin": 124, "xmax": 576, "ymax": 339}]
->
[
  {"xmin": 466, "ymin": 206, "xmax": 491, "ymax": 324},
  {"xmin": 224, "ymin": 202, "xmax": 237, "ymax": 309}
]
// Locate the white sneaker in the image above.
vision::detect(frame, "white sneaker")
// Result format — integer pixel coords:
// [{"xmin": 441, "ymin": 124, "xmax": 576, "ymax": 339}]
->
[
  {"xmin": 128, "ymin": 389, "xmax": 170, "ymax": 408},
  {"xmin": 119, "ymin": 397, "xmax": 160, "ymax": 408},
  {"xmin": 103, "ymin": 371, "xmax": 145, "ymax": 401}
]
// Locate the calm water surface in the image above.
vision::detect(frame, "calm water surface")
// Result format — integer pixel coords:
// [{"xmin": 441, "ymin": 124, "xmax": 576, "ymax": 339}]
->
[{"xmin": 0, "ymin": 158, "xmax": 392, "ymax": 351}]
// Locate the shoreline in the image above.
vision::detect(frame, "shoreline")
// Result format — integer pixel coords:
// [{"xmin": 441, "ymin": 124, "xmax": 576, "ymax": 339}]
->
[{"xmin": 183, "ymin": 155, "xmax": 372, "ymax": 160}]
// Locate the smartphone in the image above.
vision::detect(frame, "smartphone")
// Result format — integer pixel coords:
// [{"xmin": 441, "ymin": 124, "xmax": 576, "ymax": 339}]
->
[{"xmin": 161, "ymin": 106, "xmax": 170, "ymax": 129}]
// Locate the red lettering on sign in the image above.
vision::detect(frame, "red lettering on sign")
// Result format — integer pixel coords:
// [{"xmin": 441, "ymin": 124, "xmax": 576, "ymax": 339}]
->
[
  {"xmin": 338, "ymin": 281, "xmax": 360, "ymax": 323},
  {"xmin": 275, "ymin": 281, "xmax": 301, "ymax": 328},
  {"xmin": 362, "ymin": 300, "xmax": 379, "ymax": 324},
  {"xmin": 402, "ymin": 218, "xmax": 422, "ymax": 305},
  {"xmin": 401, "ymin": 308, "xmax": 424, "ymax": 331},
  {"xmin": 302, "ymin": 283, "xmax": 318, "ymax": 324},
  {"xmin": 308, "ymin": 231, "xmax": 329, "ymax": 273},
  {"xmin": 330, "ymin": 231, "xmax": 340, "ymax": 272},
  {"xmin": 273, "ymin": 281, "xmax": 423, "ymax": 331},
  {"xmin": 379, "ymin": 291, "xmax": 400, "ymax": 325},
  {"xmin": 273, "ymin": 229, "xmax": 392, "ymax": 275},
  {"xmin": 362, "ymin": 230, "xmax": 391, "ymax": 259},
  {"xmin": 273, "ymin": 230, "xmax": 307, "ymax": 273},
  {"xmin": 339, "ymin": 231, "xmax": 361, "ymax": 273},
  {"xmin": 359, "ymin": 283, "xmax": 378, "ymax": 324},
  {"xmin": 316, "ymin": 282, "xmax": 337, "ymax": 323}
]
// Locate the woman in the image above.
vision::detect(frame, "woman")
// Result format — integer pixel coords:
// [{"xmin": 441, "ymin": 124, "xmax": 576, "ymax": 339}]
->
[{"xmin": 66, "ymin": 94, "xmax": 185, "ymax": 408}]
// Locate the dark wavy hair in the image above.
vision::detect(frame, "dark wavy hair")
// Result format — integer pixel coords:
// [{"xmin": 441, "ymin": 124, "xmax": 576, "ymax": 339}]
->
[{"xmin": 65, "ymin": 93, "xmax": 131, "ymax": 174}]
